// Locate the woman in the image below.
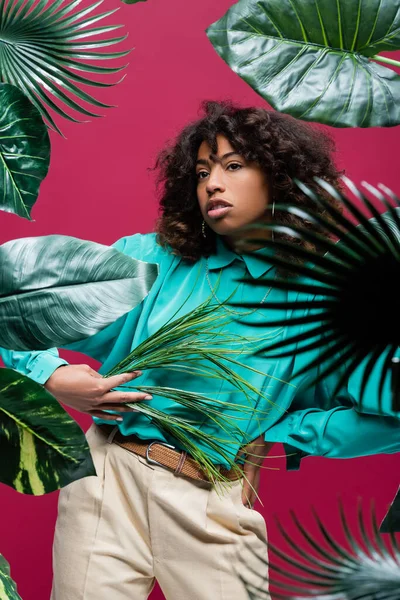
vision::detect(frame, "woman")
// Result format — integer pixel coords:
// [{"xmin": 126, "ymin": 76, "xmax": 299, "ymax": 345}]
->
[{"xmin": 2, "ymin": 100, "xmax": 399, "ymax": 599}]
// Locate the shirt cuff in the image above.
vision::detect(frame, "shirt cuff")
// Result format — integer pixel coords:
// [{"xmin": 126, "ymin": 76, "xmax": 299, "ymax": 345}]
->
[
  {"xmin": 27, "ymin": 355, "xmax": 69, "ymax": 385},
  {"xmin": 283, "ymin": 443, "xmax": 309, "ymax": 470}
]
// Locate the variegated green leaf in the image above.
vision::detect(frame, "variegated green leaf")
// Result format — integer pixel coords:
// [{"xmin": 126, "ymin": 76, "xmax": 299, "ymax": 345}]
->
[
  {"xmin": 0, "ymin": 83, "xmax": 50, "ymax": 220},
  {"xmin": 206, "ymin": 0, "xmax": 400, "ymax": 128},
  {"xmin": 0, "ymin": 367, "xmax": 96, "ymax": 495},
  {"xmin": 0, "ymin": 235, "xmax": 159, "ymax": 351},
  {"xmin": 0, "ymin": 555, "xmax": 21, "ymax": 600},
  {"xmin": 0, "ymin": 0, "xmax": 130, "ymax": 134}
]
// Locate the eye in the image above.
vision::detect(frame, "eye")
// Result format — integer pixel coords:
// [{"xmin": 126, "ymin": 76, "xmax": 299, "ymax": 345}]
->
[
  {"xmin": 196, "ymin": 170, "xmax": 208, "ymax": 180},
  {"xmin": 227, "ymin": 162, "xmax": 242, "ymax": 171}
]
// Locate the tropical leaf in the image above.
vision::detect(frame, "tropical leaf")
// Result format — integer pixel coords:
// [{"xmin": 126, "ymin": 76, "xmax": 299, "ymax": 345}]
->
[
  {"xmin": 0, "ymin": 367, "xmax": 96, "ymax": 494},
  {"xmin": 239, "ymin": 500, "xmax": 400, "ymax": 599},
  {"xmin": 0, "ymin": 555, "xmax": 21, "ymax": 600},
  {"xmin": 0, "ymin": 82, "xmax": 50, "ymax": 220},
  {"xmin": 104, "ymin": 293, "xmax": 283, "ymax": 489},
  {"xmin": 122, "ymin": 0, "xmax": 147, "ymax": 3},
  {"xmin": 0, "ymin": 235, "xmax": 159, "ymax": 351},
  {"xmin": 206, "ymin": 0, "xmax": 400, "ymax": 128},
  {"xmin": 0, "ymin": 0, "xmax": 130, "ymax": 135},
  {"xmin": 233, "ymin": 178, "xmax": 400, "ymax": 413},
  {"xmin": 381, "ymin": 486, "xmax": 400, "ymax": 534}
]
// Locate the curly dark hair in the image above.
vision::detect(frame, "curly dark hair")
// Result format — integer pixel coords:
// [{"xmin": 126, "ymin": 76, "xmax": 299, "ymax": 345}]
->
[{"xmin": 151, "ymin": 99, "xmax": 343, "ymax": 271}]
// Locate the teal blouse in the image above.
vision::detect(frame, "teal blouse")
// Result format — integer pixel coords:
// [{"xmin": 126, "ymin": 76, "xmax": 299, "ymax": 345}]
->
[{"xmin": 1, "ymin": 233, "xmax": 399, "ymax": 470}]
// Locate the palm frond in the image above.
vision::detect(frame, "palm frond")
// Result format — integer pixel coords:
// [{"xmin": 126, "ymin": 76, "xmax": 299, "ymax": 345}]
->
[
  {"xmin": 0, "ymin": 0, "xmax": 130, "ymax": 134},
  {"xmin": 238, "ymin": 500, "xmax": 400, "ymax": 599},
  {"xmin": 232, "ymin": 179, "xmax": 400, "ymax": 413}
]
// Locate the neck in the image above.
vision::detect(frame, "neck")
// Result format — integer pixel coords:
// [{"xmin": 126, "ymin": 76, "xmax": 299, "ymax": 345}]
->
[{"xmin": 223, "ymin": 224, "xmax": 271, "ymax": 254}]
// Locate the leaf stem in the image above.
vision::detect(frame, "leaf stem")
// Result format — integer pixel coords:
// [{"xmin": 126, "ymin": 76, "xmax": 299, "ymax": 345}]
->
[{"xmin": 370, "ymin": 55, "xmax": 400, "ymax": 68}]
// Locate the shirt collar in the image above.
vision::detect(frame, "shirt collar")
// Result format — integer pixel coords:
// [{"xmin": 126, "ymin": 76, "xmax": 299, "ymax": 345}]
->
[{"xmin": 208, "ymin": 235, "xmax": 276, "ymax": 279}]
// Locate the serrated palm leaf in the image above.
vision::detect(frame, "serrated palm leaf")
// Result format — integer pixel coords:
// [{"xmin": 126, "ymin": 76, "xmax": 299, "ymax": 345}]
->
[
  {"xmin": 206, "ymin": 0, "xmax": 400, "ymax": 128},
  {"xmin": 0, "ymin": 235, "xmax": 158, "ymax": 350},
  {"xmin": 0, "ymin": 82, "xmax": 50, "ymax": 219},
  {"xmin": 0, "ymin": 0, "xmax": 130, "ymax": 134},
  {"xmin": 0, "ymin": 555, "xmax": 21, "ymax": 600},
  {"xmin": 0, "ymin": 367, "xmax": 96, "ymax": 494},
  {"xmin": 239, "ymin": 500, "xmax": 400, "ymax": 599},
  {"xmin": 233, "ymin": 179, "xmax": 400, "ymax": 413}
]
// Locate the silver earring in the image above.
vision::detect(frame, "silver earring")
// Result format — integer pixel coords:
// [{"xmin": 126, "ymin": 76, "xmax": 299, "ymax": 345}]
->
[
  {"xmin": 202, "ymin": 220, "xmax": 207, "ymax": 239},
  {"xmin": 271, "ymin": 201, "xmax": 275, "ymax": 242}
]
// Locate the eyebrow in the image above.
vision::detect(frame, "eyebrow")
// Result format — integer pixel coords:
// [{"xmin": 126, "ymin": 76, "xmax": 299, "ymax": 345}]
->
[{"xmin": 195, "ymin": 151, "xmax": 241, "ymax": 167}]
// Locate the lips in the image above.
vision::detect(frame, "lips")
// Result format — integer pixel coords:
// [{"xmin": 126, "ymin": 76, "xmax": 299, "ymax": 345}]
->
[
  {"xmin": 207, "ymin": 198, "xmax": 233, "ymax": 219},
  {"xmin": 206, "ymin": 198, "xmax": 232, "ymax": 212}
]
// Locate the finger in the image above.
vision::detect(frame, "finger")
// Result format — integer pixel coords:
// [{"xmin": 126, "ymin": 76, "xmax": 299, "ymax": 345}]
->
[
  {"xmin": 101, "ymin": 371, "xmax": 143, "ymax": 391},
  {"xmin": 95, "ymin": 404, "xmax": 140, "ymax": 412},
  {"xmin": 100, "ymin": 391, "xmax": 152, "ymax": 404},
  {"xmin": 88, "ymin": 411, "xmax": 124, "ymax": 422}
]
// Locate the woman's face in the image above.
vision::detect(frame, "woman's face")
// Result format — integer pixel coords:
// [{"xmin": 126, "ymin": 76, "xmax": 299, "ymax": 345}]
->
[{"xmin": 196, "ymin": 134, "xmax": 271, "ymax": 249}]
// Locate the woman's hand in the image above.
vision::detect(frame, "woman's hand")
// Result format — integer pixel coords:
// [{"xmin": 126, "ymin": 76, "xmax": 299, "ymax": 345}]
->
[
  {"xmin": 44, "ymin": 364, "xmax": 151, "ymax": 421},
  {"xmin": 236, "ymin": 434, "xmax": 274, "ymax": 508}
]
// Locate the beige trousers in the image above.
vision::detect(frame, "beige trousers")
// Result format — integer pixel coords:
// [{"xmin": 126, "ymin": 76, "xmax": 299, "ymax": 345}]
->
[{"xmin": 50, "ymin": 423, "xmax": 270, "ymax": 599}]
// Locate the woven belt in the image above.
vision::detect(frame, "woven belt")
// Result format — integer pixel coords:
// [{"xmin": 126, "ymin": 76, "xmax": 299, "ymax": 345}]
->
[{"xmin": 97, "ymin": 423, "xmax": 242, "ymax": 483}]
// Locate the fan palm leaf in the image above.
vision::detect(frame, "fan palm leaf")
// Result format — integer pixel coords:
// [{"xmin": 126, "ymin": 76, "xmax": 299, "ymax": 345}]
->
[
  {"xmin": 206, "ymin": 0, "xmax": 400, "ymax": 128},
  {"xmin": 0, "ymin": 0, "xmax": 130, "ymax": 135},
  {"xmin": 233, "ymin": 179, "xmax": 400, "ymax": 413},
  {"xmin": 238, "ymin": 500, "xmax": 400, "ymax": 599}
]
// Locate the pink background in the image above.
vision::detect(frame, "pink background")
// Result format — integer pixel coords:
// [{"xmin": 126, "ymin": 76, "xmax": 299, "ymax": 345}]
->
[{"xmin": 1, "ymin": 1, "xmax": 399, "ymax": 598}]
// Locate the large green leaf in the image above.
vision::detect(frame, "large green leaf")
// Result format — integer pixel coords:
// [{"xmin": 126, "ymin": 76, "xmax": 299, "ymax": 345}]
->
[
  {"xmin": 0, "ymin": 555, "xmax": 21, "ymax": 600},
  {"xmin": 206, "ymin": 0, "xmax": 400, "ymax": 128},
  {"xmin": 0, "ymin": 0, "xmax": 130, "ymax": 135},
  {"xmin": 0, "ymin": 235, "xmax": 159, "ymax": 351},
  {"xmin": 0, "ymin": 367, "xmax": 96, "ymax": 494},
  {"xmin": 0, "ymin": 83, "xmax": 50, "ymax": 220}
]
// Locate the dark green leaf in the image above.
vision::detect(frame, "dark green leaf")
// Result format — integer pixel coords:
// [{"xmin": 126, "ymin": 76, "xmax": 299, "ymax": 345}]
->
[
  {"xmin": 0, "ymin": 235, "xmax": 159, "ymax": 350},
  {"xmin": 206, "ymin": 0, "xmax": 400, "ymax": 128},
  {"xmin": 0, "ymin": 82, "xmax": 50, "ymax": 220},
  {"xmin": 0, "ymin": 368, "xmax": 96, "ymax": 495}
]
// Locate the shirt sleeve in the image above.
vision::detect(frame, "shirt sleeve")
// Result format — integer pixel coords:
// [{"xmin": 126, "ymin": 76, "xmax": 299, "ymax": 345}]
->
[
  {"xmin": 264, "ymin": 327, "xmax": 400, "ymax": 470},
  {"xmin": 0, "ymin": 234, "xmax": 154, "ymax": 385}
]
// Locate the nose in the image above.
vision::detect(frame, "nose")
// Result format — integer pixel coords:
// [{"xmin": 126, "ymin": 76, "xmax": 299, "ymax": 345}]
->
[{"xmin": 206, "ymin": 165, "xmax": 226, "ymax": 195}]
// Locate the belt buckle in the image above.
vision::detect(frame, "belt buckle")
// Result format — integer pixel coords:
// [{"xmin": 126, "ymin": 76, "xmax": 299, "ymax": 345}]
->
[{"xmin": 145, "ymin": 440, "xmax": 176, "ymax": 467}]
